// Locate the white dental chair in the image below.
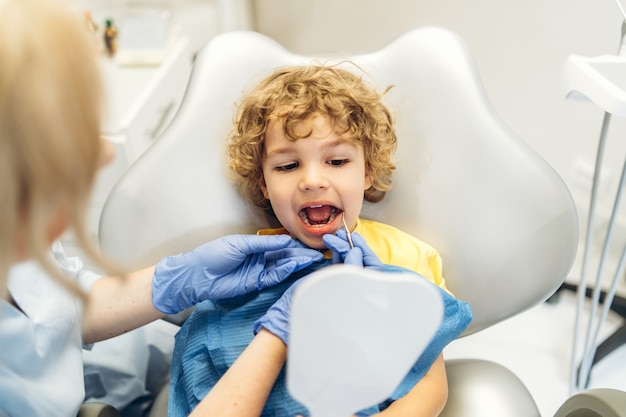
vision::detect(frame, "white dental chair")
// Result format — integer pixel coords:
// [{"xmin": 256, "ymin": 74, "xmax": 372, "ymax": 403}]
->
[{"xmin": 98, "ymin": 27, "xmax": 626, "ymax": 416}]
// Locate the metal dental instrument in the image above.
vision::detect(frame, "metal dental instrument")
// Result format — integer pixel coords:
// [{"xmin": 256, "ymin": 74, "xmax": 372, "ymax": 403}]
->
[{"xmin": 342, "ymin": 212, "xmax": 354, "ymax": 249}]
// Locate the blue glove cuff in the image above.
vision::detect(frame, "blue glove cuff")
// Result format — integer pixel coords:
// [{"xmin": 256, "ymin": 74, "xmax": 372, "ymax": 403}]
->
[
  {"xmin": 152, "ymin": 256, "xmax": 195, "ymax": 315},
  {"xmin": 253, "ymin": 315, "xmax": 289, "ymax": 345}
]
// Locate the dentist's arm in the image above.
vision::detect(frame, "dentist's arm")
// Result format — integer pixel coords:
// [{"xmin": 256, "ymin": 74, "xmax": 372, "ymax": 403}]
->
[
  {"xmin": 83, "ymin": 265, "xmax": 161, "ymax": 344},
  {"xmin": 82, "ymin": 234, "xmax": 323, "ymax": 344}
]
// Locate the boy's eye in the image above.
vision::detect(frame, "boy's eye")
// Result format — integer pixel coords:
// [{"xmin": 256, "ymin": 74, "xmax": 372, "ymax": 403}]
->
[
  {"xmin": 276, "ymin": 162, "xmax": 299, "ymax": 172},
  {"xmin": 328, "ymin": 159, "xmax": 349, "ymax": 167}
]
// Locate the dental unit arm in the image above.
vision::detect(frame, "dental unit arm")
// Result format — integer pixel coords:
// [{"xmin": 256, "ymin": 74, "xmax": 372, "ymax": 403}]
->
[{"xmin": 561, "ymin": 0, "xmax": 626, "ymax": 403}]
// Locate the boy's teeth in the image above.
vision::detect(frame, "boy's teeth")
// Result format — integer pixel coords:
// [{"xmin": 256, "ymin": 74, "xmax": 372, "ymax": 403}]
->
[{"xmin": 300, "ymin": 205, "xmax": 338, "ymax": 225}]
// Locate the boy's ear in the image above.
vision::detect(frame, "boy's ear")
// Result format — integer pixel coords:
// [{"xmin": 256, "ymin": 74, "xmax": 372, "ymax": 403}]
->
[{"xmin": 259, "ymin": 178, "xmax": 269, "ymax": 199}]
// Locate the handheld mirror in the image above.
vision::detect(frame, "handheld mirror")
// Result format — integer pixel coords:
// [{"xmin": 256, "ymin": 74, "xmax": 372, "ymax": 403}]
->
[{"xmin": 287, "ymin": 265, "xmax": 444, "ymax": 417}]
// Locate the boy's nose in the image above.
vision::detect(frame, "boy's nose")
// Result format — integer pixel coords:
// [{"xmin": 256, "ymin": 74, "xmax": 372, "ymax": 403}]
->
[{"xmin": 299, "ymin": 166, "xmax": 329, "ymax": 191}]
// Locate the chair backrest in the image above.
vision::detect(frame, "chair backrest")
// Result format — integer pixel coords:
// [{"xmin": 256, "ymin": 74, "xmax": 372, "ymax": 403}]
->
[{"xmin": 99, "ymin": 26, "xmax": 578, "ymax": 335}]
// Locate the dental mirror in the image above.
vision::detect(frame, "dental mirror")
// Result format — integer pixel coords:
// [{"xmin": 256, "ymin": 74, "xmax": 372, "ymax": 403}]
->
[{"xmin": 287, "ymin": 265, "xmax": 444, "ymax": 417}]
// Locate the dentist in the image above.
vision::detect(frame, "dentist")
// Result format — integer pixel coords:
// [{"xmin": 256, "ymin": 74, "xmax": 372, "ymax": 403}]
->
[{"xmin": 0, "ymin": 0, "xmax": 322, "ymax": 416}]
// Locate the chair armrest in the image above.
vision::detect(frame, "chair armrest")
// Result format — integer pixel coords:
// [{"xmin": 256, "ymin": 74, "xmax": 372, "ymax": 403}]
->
[
  {"xmin": 553, "ymin": 388, "xmax": 626, "ymax": 417},
  {"xmin": 440, "ymin": 359, "xmax": 540, "ymax": 417}
]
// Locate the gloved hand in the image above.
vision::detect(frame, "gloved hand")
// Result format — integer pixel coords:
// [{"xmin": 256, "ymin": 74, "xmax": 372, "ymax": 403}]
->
[
  {"xmin": 152, "ymin": 234, "xmax": 324, "ymax": 314},
  {"xmin": 252, "ymin": 277, "xmax": 305, "ymax": 345},
  {"xmin": 322, "ymin": 229, "xmax": 384, "ymax": 271}
]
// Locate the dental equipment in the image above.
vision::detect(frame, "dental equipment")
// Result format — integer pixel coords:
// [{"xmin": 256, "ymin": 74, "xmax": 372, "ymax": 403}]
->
[
  {"xmin": 615, "ymin": 0, "xmax": 626, "ymax": 21},
  {"xmin": 562, "ymin": 0, "xmax": 626, "ymax": 393},
  {"xmin": 342, "ymin": 212, "xmax": 354, "ymax": 249}
]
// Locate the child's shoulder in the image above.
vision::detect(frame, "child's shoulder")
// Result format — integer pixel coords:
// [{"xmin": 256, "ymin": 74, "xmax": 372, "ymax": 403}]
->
[
  {"xmin": 357, "ymin": 218, "xmax": 440, "ymax": 256},
  {"xmin": 358, "ymin": 218, "xmax": 447, "ymax": 289},
  {"xmin": 359, "ymin": 218, "xmax": 407, "ymax": 233},
  {"xmin": 358, "ymin": 218, "xmax": 425, "ymax": 243}
]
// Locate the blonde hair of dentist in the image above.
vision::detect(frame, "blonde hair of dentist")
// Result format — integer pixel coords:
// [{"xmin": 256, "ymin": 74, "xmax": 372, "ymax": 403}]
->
[
  {"xmin": 0, "ymin": 0, "xmax": 117, "ymax": 298},
  {"xmin": 227, "ymin": 64, "xmax": 397, "ymax": 210}
]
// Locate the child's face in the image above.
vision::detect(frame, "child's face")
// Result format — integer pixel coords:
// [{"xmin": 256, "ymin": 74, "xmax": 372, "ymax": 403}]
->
[{"xmin": 260, "ymin": 114, "xmax": 371, "ymax": 249}]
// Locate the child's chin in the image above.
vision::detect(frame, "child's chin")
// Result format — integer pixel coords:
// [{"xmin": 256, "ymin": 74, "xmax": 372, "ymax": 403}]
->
[{"xmin": 298, "ymin": 235, "xmax": 327, "ymax": 250}]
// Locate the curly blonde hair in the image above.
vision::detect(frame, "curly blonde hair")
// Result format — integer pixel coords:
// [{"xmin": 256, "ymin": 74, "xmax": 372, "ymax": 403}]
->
[{"xmin": 227, "ymin": 64, "xmax": 397, "ymax": 209}]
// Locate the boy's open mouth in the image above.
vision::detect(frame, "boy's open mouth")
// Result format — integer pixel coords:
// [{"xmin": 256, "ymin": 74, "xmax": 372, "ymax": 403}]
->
[{"xmin": 299, "ymin": 205, "xmax": 340, "ymax": 226}]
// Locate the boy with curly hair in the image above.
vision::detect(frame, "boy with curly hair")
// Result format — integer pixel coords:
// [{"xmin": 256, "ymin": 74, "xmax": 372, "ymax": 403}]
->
[{"xmin": 170, "ymin": 64, "xmax": 471, "ymax": 417}]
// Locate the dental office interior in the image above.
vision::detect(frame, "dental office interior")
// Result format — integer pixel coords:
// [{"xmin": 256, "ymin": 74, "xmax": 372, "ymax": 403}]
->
[{"xmin": 68, "ymin": 0, "xmax": 626, "ymax": 416}]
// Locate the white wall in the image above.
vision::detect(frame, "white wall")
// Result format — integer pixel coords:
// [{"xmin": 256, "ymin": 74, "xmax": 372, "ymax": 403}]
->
[{"xmin": 252, "ymin": 0, "xmax": 626, "ymax": 285}]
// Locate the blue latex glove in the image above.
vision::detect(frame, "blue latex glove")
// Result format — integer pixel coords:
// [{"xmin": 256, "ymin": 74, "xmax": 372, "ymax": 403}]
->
[
  {"xmin": 152, "ymin": 234, "xmax": 324, "ymax": 314},
  {"xmin": 253, "ymin": 231, "xmax": 385, "ymax": 345},
  {"xmin": 322, "ymin": 229, "xmax": 384, "ymax": 271},
  {"xmin": 252, "ymin": 277, "xmax": 306, "ymax": 345}
]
